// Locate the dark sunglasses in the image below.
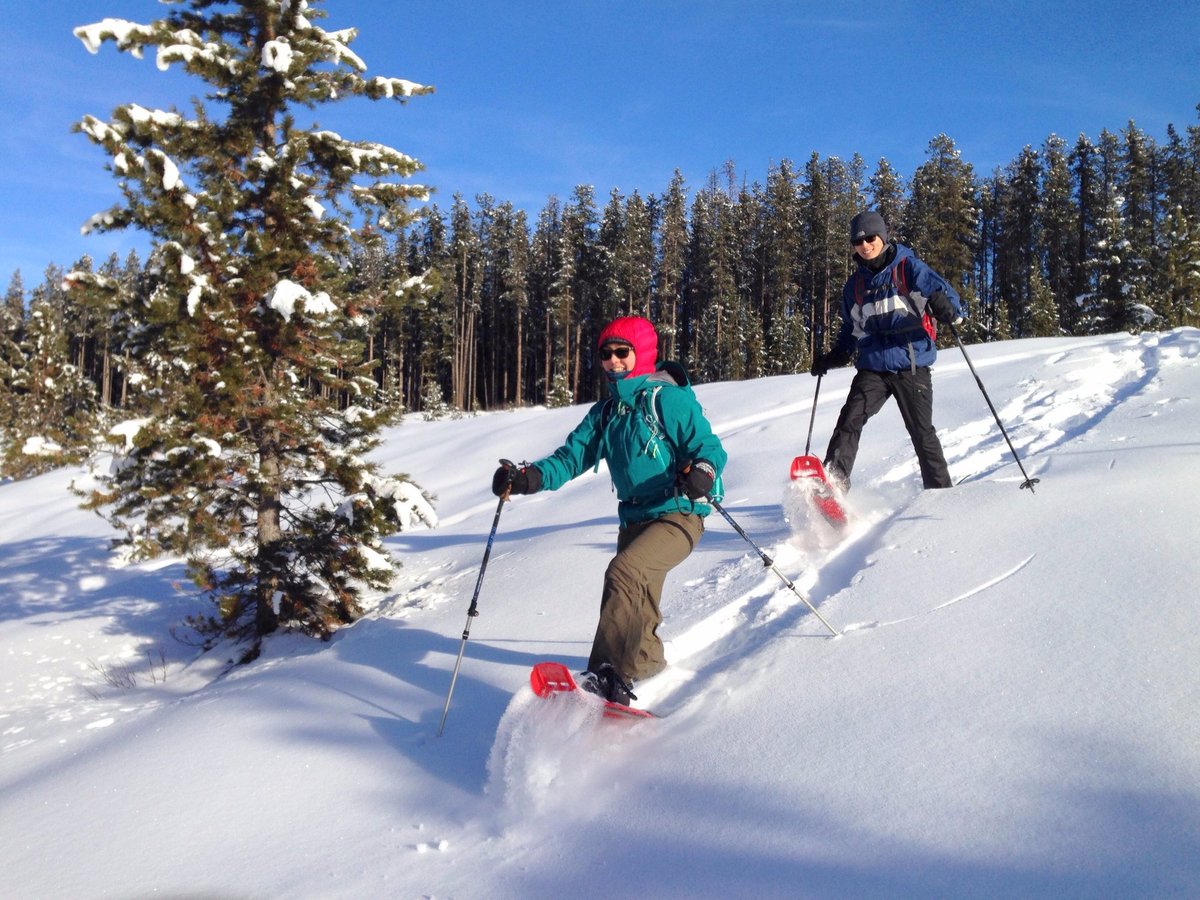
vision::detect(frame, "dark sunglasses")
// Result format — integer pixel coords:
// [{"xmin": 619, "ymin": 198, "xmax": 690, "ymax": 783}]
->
[
  {"xmin": 852, "ymin": 234, "xmax": 879, "ymax": 246},
  {"xmin": 599, "ymin": 346, "xmax": 632, "ymax": 361}
]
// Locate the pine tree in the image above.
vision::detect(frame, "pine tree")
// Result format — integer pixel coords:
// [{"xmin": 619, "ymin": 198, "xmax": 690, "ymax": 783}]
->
[
  {"xmin": 815, "ymin": 154, "xmax": 866, "ymax": 354},
  {"xmin": 1070, "ymin": 134, "xmax": 1105, "ymax": 331},
  {"xmin": 1162, "ymin": 107, "xmax": 1200, "ymax": 220},
  {"xmin": 1162, "ymin": 205, "xmax": 1200, "ymax": 327},
  {"xmin": 1119, "ymin": 121, "xmax": 1161, "ymax": 320},
  {"xmin": 1039, "ymin": 134, "xmax": 1076, "ymax": 333},
  {"xmin": 4, "ymin": 271, "xmax": 24, "ymax": 334},
  {"xmin": 728, "ymin": 179, "xmax": 765, "ymax": 381},
  {"xmin": 2, "ymin": 276, "xmax": 98, "ymax": 478},
  {"xmin": 975, "ymin": 173, "xmax": 1002, "ymax": 339},
  {"xmin": 1086, "ymin": 190, "xmax": 1154, "ymax": 333},
  {"xmin": 558, "ymin": 185, "xmax": 601, "ymax": 401},
  {"xmin": 348, "ymin": 225, "xmax": 422, "ymax": 423},
  {"xmin": 408, "ymin": 205, "xmax": 455, "ymax": 412},
  {"xmin": 70, "ymin": 1, "xmax": 437, "ymax": 652},
  {"xmin": 868, "ymin": 157, "xmax": 906, "ymax": 243},
  {"xmin": 546, "ymin": 196, "xmax": 579, "ymax": 402},
  {"xmin": 0, "ymin": 273, "xmax": 27, "ymax": 444},
  {"xmin": 799, "ymin": 153, "xmax": 832, "ymax": 361},
  {"xmin": 619, "ymin": 190, "xmax": 655, "ymax": 319},
  {"xmin": 653, "ymin": 171, "xmax": 689, "ymax": 359},
  {"xmin": 683, "ymin": 176, "xmax": 738, "ymax": 380},
  {"xmin": 991, "ymin": 298, "xmax": 1015, "ymax": 341},
  {"xmin": 762, "ymin": 159, "xmax": 804, "ymax": 373},
  {"xmin": 1075, "ymin": 128, "xmax": 1161, "ymax": 334},
  {"xmin": 528, "ymin": 196, "xmax": 563, "ymax": 404},
  {"xmin": 995, "ymin": 146, "xmax": 1041, "ymax": 336},
  {"xmin": 905, "ymin": 135, "xmax": 979, "ymax": 311},
  {"xmin": 490, "ymin": 201, "xmax": 531, "ymax": 406},
  {"xmin": 598, "ymin": 189, "xmax": 629, "ymax": 318},
  {"xmin": 448, "ymin": 194, "xmax": 482, "ymax": 410},
  {"xmin": 1027, "ymin": 264, "xmax": 1060, "ymax": 337}
]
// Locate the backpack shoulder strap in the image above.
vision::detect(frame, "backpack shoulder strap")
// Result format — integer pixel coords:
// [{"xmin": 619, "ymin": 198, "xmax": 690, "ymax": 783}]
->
[
  {"xmin": 891, "ymin": 256, "xmax": 910, "ymax": 296},
  {"xmin": 600, "ymin": 396, "xmax": 615, "ymax": 429},
  {"xmin": 639, "ymin": 384, "xmax": 665, "ymax": 434},
  {"xmin": 893, "ymin": 256, "xmax": 938, "ymax": 341}
]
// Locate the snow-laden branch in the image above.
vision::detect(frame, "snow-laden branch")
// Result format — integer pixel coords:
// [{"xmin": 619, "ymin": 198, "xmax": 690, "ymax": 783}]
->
[
  {"xmin": 75, "ymin": 18, "xmax": 156, "ymax": 56},
  {"xmin": 366, "ymin": 76, "xmax": 427, "ymax": 99},
  {"xmin": 264, "ymin": 279, "xmax": 336, "ymax": 321},
  {"xmin": 362, "ymin": 474, "xmax": 439, "ymax": 530},
  {"xmin": 158, "ymin": 37, "xmax": 235, "ymax": 74},
  {"xmin": 262, "ymin": 39, "xmax": 295, "ymax": 74},
  {"xmin": 308, "ymin": 131, "xmax": 421, "ymax": 176}
]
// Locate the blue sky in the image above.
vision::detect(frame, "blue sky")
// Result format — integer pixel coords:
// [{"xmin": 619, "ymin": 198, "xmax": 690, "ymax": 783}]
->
[{"xmin": 3, "ymin": 0, "xmax": 1198, "ymax": 290}]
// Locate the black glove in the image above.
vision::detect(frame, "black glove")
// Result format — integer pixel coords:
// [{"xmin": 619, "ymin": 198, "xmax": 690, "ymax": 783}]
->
[
  {"xmin": 491, "ymin": 459, "xmax": 543, "ymax": 497},
  {"xmin": 926, "ymin": 290, "xmax": 960, "ymax": 324},
  {"xmin": 810, "ymin": 346, "xmax": 851, "ymax": 377},
  {"xmin": 677, "ymin": 459, "xmax": 716, "ymax": 500}
]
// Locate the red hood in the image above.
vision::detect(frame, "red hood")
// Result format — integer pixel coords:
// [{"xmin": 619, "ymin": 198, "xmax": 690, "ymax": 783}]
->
[{"xmin": 597, "ymin": 316, "xmax": 658, "ymax": 377}]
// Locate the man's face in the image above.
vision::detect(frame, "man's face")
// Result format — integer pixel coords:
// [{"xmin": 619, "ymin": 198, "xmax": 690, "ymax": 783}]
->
[{"xmin": 853, "ymin": 233, "xmax": 884, "ymax": 261}]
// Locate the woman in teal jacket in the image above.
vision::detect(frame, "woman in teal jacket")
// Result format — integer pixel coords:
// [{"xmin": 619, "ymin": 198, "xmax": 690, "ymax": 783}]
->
[{"xmin": 492, "ymin": 316, "xmax": 727, "ymax": 705}]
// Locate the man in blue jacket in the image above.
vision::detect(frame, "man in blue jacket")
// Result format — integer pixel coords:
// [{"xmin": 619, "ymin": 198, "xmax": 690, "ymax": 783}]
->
[{"xmin": 811, "ymin": 210, "xmax": 964, "ymax": 491}]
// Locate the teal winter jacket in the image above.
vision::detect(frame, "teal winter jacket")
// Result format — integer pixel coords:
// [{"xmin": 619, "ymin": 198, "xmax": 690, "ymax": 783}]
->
[{"xmin": 532, "ymin": 363, "xmax": 727, "ymax": 527}]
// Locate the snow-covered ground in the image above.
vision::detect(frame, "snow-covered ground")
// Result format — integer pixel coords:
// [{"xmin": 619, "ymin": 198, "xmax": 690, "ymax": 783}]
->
[{"xmin": 2, "ymin": 330, "xmax": 1198, "ymax": 899}]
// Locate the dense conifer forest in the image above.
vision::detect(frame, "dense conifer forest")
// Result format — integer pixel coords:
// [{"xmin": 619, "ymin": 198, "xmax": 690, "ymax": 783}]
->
[{"xmin": 6, "ymin": 114, "xmax": 1199, "ymax": 484}]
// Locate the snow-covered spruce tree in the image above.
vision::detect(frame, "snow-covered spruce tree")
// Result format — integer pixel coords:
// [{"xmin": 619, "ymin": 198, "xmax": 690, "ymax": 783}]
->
[
  {"xmin": 1163, "ymin": 205, "xmax": 1200, "ymax": 327},
  {"xmin": 0, "ymin": 274, "xmax": 28, "ymax": 457},
  {"xmin": 70, "ymin": 1, "xmax": 437, "ymax": 654},
  {"xmin": 1, "ymin": 269, "xmax": 99, "ymax": 479}
]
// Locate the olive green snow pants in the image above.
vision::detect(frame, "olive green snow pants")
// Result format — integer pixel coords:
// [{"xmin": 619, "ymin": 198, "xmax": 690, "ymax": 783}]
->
[{"xmin": 586, "ymin": 511, "xmax": 705, "ymax": 682}]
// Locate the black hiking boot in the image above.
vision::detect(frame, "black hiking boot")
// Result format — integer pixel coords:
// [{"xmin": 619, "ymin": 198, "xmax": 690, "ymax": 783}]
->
[
  {"xmin": 824, "ymin": 460, "xmax": 851, "ymax": 493},
  {"xmin": 578, "ymin": 664, "xmax": 637, "ymax": 706},
  {"xmin": 595, "ymin": 663, "xmax": 636, "ymax": 707},
  {"xmin": 578, "ymin": 670, "xmax": 603, "ymax": 696}
]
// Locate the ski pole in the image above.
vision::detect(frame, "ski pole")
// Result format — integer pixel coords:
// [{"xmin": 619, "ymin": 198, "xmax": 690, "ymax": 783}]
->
[
  {"xmin": 947, "ymin": 323, "xmax": 1040, "ymax": 493},
  {"xmin": 803, "ymin": 374, "xmax": 822, "ymax": 457},
  {"xmin": 437, "ymin": 477, "xmax": 510, "ymax": 737},
  {"xmin": 709, "ymin": 498, "xmax": 840, "ymax": 637}
]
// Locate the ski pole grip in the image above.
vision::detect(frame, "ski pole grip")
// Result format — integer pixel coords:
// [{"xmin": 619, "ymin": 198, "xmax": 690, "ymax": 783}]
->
[{"xmin": 496, "ymin": 458, "xmax": 517, "ymax": 500}]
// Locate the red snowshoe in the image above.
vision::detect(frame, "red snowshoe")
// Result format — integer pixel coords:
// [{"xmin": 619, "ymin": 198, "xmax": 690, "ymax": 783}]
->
[
  {"xmin": 789, "ymin": 455, "xmax": 849, "ymax": 529},
  {"xmin": 530, "ymin": 661, "xmax": 653, "ymax": 721}
]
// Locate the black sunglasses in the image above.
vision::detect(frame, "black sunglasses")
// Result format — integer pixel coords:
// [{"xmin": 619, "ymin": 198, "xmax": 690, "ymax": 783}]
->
[
  {"xmin": 599, "ymin": 346, "xmax": 632, "ymax": 361},
  {"xmin": 852, "ymin": 234, "xmax": 879, "ymax": 246}
]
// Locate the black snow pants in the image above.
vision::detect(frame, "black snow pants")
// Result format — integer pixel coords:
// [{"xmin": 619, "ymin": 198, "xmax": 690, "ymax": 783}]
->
[{"xmin": 824, "ymin": 367, "xmax": 952, "ymax": 490}]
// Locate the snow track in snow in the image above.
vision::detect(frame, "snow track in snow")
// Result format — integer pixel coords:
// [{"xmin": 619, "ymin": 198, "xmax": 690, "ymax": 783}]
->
[{"xmin": 841, "ymin": 552, "xmax": 1037, "ymax": 633}]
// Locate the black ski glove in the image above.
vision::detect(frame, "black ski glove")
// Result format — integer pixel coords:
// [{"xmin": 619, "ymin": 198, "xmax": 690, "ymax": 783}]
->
[
  {"xmin": 810, "ymin": 346, "xmax": 851, "ymax": 377},
  {"xmin": 926, "ymin": 290, "xmax": 960, "ymax": 324},
  {"xmin": 677, "ymin": 459, "xmax": 716, "ymax": 500},
  {"xmin": 491, "ymin": 459, "xmax": 542, "ymax": 497}
]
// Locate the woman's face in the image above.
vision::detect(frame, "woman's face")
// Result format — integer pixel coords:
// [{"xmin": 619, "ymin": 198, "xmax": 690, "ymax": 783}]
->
[{"xmin": 600, "ymin": 343, "xmax": 635, "ymax": 375}]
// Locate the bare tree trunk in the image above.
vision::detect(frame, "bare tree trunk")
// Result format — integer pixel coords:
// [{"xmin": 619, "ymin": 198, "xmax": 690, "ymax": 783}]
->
[
  {"xmin": 101, "ymin": 337, "xmax": 112, "ymax": 406},
  {"xmin": 255, "ymin": 440, "xmax": 283, "ymax": 636},
  {"xmin": 120, "ymin": 352, "xmax": 130, "ymax": 406},
  {"xmin": 543, "ymin": 309, "xmax": 551, "ymax": 404},
  {"xmin": 463, "ymin": 310, "xmax": 476, "ymax": 411},
  {"xmin": 514, "ymin": 308, "xmax": 523, "ymax": 406},
  {"xmin": 570, "ymin": 321, "xmax": 580, "ymax": 401}
]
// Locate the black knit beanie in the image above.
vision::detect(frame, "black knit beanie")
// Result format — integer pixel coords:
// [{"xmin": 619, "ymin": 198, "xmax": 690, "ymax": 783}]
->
[{"xmin": 849, "ymin": 210, "xmax": 888, "ymax": 245}]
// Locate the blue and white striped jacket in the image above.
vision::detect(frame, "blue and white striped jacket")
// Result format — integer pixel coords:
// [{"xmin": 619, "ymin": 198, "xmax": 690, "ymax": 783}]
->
[{"xmin": 832, "ymin": 243, "xmax": 963, "ymax": 372}]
